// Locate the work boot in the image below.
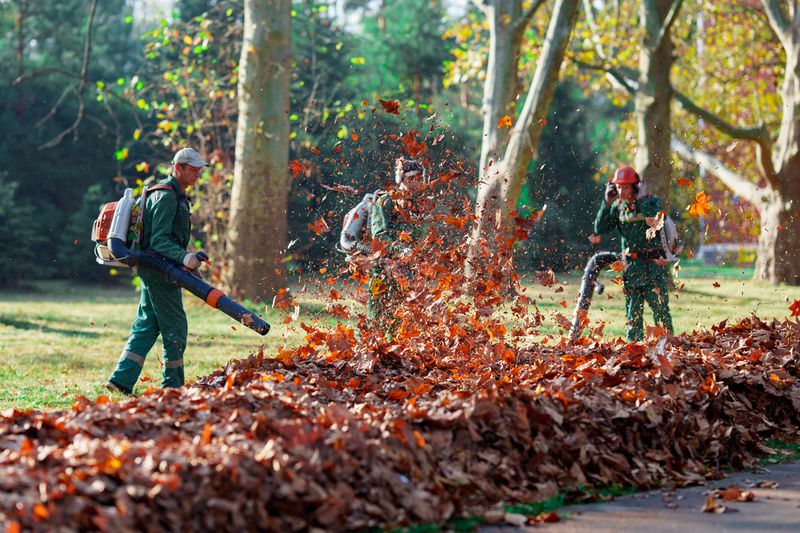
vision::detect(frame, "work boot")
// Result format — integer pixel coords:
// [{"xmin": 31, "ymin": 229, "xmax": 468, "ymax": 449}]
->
[{"xmin": 106, "ymin": 380, "xmax": 132, "ymax": 396}]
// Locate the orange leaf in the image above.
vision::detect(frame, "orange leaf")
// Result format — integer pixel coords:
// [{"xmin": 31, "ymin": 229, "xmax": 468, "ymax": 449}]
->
[
  {"xmin": 444, "ymin": 215, "xmax": 467, "ymax": 229},
  {"xmin": 789, "ymin": 299, "xmax": 800, "ymax": 317},
  {"xmin": 497, "ymin": 115, "xmax": 512, "ymax": 128},
  {"xmin": 388, "ymin": 389, "xmax": 411, "ymax": 400},
  {"xmin": 688, "ymin": 191, "xmax": 710, "ymax": 218},
  {"xmin": 610, "ymin": 260, "xmax": 626, "ymax": 273},
  {"xmin": 401, "ymin": 130, "xmax": 427, "ymax": 157},
  {"xmin": 288, "ymin": 159, "xmax": 307, "ymax": 179},
  {"xmin": 675, "ymin": 178, "xmax": 693, "ymax": 187},
  {"xmin": 379, "ymin": 98, "xmax": 400, "ymax": 114},
  {"xmin": 33, "ymin": 503, "xmax": 49, "ymax": 519},
  {"xmin": 202, "ymin": 423, "xmax": 212, "ymax": 444},
  {"xmin": 308, "ymin": 217, "xmax": 330, "ymax": 235},
  {"xmin": 6, "ymin": 521, "xmax": 21, "ymax": 533},
  {"xmin": 272, "ymin": 288, "xmax": 295, "ymax": 311}
]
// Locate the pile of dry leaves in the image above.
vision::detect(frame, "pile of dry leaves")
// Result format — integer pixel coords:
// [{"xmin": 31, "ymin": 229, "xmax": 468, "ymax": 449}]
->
[
  {"xmin": 3, "ymin": 141, "xmax": 800, "ymax": 531},
  {"xmin": 1, "ymin": 317, "xmax": 799, "ymax": 531}
]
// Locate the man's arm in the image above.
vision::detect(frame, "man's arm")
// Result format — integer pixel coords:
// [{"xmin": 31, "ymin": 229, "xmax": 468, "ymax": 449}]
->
[
  {"xmin": 594, "ymin": 200, "xmax": 618, "ymax": 235},
  {"xmin": 147, "ymin": 191, "xmax": 187, "ymax": 264}
]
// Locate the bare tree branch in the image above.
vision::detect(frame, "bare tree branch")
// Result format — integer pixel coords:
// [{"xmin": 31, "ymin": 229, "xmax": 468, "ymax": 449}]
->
[
  {"xmin": 673, "ymin": 90, "xmax": 769, "ymax": 142},
  {"xmin": 39, "ymin": 97, "xmax": 86, "ymax": 150},
  {"xmin": 652, "ymin": 0, "xmax": 684, "ymax": 51},
  {"xmin": 32, "ymin": 85, "xmax": 74, "ymax": 130},
  {"xmin": 513, "ymin": 0, "xmax": 548, "ymax": 33},
  {"xmin": 673, "ymin": 88, "xmax": 778, "ymax": 186},
  {"xmin": 671, "ymin": 137, "xmax": 763, "ymax": 203},
  {"xmin": 572, "ymin": 58, "xmax": 638, "ymax": 94},
  {"xmin": 37, "ymin": 0, "xmax": 99, "ymax": 150},
  {"xmin": 13, "ymin": 67, "xmax": 80, "ymax": 85},
  {"xmin": 761, "ymin": 0, "xmax": 791, "ymax": 46}
]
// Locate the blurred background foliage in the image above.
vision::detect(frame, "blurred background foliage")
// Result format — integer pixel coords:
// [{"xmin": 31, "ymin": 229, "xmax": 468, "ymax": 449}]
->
[{"xmin": 1, "ymin": 0, "xmax": 638, "ymax": 286}]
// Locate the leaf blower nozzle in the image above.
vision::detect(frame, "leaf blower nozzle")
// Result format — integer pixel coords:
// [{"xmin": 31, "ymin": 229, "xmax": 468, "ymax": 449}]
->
[
  {"xmin": 107, "ymin": 238, "xmax": 270, "ymax": 335},
  {"xmin": 569, "ymin": 252, "xmax": 618, "ymax": 341}
]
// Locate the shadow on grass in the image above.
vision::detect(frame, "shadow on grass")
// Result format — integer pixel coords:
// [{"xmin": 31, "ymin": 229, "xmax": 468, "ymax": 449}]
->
[{"xmin": 0, "ymin": 315, "xmax": 103, "ymax": 338}]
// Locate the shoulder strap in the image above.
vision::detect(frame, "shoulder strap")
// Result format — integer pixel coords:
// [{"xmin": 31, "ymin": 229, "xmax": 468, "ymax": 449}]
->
[
  {"xmin": 136, "ymin": 184, "xmax": 178, "ymax": 249},
  {"xmin": 146, "ymin": 183, "xmax": 176, "ymax": 195}
]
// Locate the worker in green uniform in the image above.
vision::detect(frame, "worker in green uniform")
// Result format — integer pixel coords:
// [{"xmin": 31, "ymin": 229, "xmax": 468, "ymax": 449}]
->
[
  {"xmin": 367, "ymin": 157, "xmax": 428, "ymax": 336},
  {"xmin": 589, "ymin": 165, "xmax": 674, "ymax": 341},
  {"xmin": 106, "ymin": 147, "xmax": 208, "ymax": 395}
]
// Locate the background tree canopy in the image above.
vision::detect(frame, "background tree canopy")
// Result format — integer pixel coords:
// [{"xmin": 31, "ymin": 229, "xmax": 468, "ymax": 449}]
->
[{"xmin": 4, "ymin": 0, "xmax": 770, "ymax": 289}]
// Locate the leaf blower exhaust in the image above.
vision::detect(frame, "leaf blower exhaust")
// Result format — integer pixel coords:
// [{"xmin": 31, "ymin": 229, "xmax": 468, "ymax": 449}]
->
[
  {"xmin": 94, "ymin": 188, "xmax": 270, "ymax": 336},
  {"xmin": 569, "ymin": 252, "xmax": 618, "ymax": 341}
]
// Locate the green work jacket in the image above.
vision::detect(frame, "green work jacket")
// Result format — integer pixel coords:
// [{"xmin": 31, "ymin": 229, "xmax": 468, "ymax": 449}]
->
[
  {"xmin": 594, "ymin": 194, "xmax": 668, "ymax": 288},
  {"xmin": 140, "ymin": 176, "xmax": 191, "ymax": 280},
  {"xmin": 370, "ymin": 192, "xmax": 424, "ymax": 252}
]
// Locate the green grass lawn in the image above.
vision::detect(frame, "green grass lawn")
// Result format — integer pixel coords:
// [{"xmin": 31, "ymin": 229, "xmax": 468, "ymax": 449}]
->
[{"xmin": 0, "ymin": 263, "xmax": 796, "ymax": 411}]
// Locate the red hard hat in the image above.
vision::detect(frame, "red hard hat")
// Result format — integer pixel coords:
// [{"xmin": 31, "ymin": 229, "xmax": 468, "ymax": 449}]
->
[{"xmin": 612, "ymin": 166, "xmax": 640, "ymax": 184}]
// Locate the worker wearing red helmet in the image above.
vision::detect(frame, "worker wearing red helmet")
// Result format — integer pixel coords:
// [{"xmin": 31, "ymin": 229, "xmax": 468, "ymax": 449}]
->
[{"xmin": 588, "ymin": 166, "xmax": 673, "ymax": 341}]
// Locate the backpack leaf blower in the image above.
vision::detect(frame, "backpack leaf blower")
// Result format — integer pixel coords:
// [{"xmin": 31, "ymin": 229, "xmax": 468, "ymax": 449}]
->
[{"xmin": 93, "ymin": 188, "xmax": 270, "ymax": 336}]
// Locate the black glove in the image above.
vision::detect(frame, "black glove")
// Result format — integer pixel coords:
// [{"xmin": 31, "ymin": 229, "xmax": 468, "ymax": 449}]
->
[{"xmin": 604, "ymin": 182, "xmax": 618, "ymax": 205}]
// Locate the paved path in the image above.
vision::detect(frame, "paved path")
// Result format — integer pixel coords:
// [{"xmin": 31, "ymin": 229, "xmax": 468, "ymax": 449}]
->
[{"xmin": 481, "ymin": 462, "xmax": 800, "ymax": 532}]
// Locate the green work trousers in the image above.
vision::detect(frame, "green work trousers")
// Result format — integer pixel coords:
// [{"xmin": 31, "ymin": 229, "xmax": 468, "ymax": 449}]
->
[
  {"xmin": 367, "ymin": 271, "xmax": 402, "ymax": 339},
  {"xmin": 624, "ymin": 283, "xmax": 673, "ymax": 342},
  {"xmin": 108, "ymin": 278, "xmax": 187, "ymax": 393}
]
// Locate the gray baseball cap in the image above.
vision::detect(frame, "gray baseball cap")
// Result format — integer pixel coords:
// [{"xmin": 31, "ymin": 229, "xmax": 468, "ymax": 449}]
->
[{"xmin": 172, "ymin": 147, "xmax": 208, "ymax": 167}]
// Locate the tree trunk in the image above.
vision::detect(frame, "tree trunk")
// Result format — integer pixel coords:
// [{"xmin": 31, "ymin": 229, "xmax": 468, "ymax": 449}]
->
[
  {"xmin": 770, "ymin": 187, "xmax": 800, "ymax": 285},
  {"xmin": 466, "ymin": 0, "xmax": 580, "ymax": 278},
  {"xmin": 478, "ymin": 0, "xmax": 525, "ymax": 179},
  {"xmin": 762, "ymin": 35, "xmax": 800, "ymax": 284},
  {"xmin": 499, "ymin": 0, "xmax": 581, "ymax": 212},
  {"xmin": 754, "ymin": 189, "xmax": 782, "ymax": 282},
  {"xmin": 635, "ymin": 0, "xmax": 677, "ymax": 201},
  {"xmin": 224, "ymin": 0, "xmax": 292, "ymax": 300},
  {"xmin": 465, "ymin": 0, "xmax": 528, "ymax": 280},
  {"xmin": 15, "ymin": 0, "xmax": 26, "ymax": 123}
]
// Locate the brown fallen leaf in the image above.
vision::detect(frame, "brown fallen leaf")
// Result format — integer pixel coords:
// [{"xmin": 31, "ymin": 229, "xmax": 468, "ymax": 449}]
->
[
  {"xmin": 714, "ymin": 486, "xmax": 755, "ymax": 502},
  {"xmin": 753, "ymin": 480, "xmax": 779, "ymax": 489},
  {"xmin": 702, "ymin": 495, "xmax": 723, "ymax": 513}
]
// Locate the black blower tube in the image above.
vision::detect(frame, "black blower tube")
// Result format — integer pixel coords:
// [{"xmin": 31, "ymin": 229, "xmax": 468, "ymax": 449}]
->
[
  {"xmin": 108, "ymin": 238, "xmax": 270, "ymax": 335},
  {"xmin": 569, "ymin": 251, "xmax": 618, "ymax": 341}
]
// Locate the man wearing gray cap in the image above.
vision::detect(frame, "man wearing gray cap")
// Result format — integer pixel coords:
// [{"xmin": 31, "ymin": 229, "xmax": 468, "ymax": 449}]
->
[{"xmin": 106, "ymin": 147, "xmax": 208, "ymax": 395}]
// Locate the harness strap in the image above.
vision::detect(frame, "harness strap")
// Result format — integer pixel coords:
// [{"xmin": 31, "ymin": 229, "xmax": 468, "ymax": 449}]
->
[{"xmin": 135, "ymin": 184, "xmax": 178, "ymax": 250}]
